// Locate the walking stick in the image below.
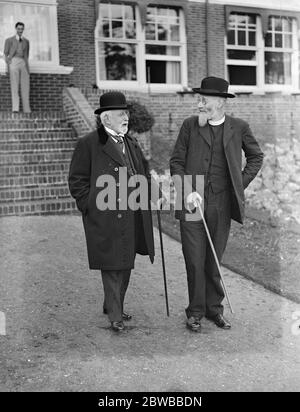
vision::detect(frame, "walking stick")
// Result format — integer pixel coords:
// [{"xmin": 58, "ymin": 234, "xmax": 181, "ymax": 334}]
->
[
  {"xmin": 156, "ymin": 209, "xmax": 170, "ymax": 317},
  {"xmin": 195, "ymin": 199, "xmax": 234, "ymax": 314}
]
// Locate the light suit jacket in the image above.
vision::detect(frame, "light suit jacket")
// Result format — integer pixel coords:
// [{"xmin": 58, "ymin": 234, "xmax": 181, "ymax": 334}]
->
[{"xmin": 4, "ymin": 36, "xmax": 30, "ymax": 73}]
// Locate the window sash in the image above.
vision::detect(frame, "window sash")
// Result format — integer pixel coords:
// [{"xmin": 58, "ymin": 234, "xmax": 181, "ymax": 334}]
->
[
  {"xmin": 225, "ymin": 13, "xmax": 298, "ymax": 91},
  {"xmin": 95, "ymin": 2, "xmax": 187, "ymax": 89}
]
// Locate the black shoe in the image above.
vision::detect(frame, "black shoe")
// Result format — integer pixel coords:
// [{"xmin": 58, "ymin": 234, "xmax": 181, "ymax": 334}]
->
[
  {"xmin": 111, "ymin": 321, "xmax": 125, "ymax": 332},
  {"xmin": 186, "ymin": 316, "xmax": 201, "ymax": 332},
  {"xmin": 206, "ymin": 314, "xmax": 231, "ymax": 329},
  {"xmin": 103, "ymin": 308, "xmax": 132, "ymax": 321}
]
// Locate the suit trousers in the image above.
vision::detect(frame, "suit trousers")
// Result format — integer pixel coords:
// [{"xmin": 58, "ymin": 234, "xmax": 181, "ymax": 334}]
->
[
  {"xmin": 9, "ymin": 57, "xmax": 31, "ymax": 113},
  {"xmin": 101, "ymin": 269, "xmax": 131, "ymax": 322},
  {"xmin": 180, "ymin": 186, "xmax": 232, "ymax": 319}
]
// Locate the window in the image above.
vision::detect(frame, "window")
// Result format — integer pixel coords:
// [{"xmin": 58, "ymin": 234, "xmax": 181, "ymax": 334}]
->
[
  {"xmin": 226, "ymin": 13, "xmax": 258, "ymax": 86},
  {"xmin": 226, "ymin": 12, "xmax": 299, "ymax": 92},
  {"xmin": 145, "ymin": 6, "xmax": 182, "ymax": 84},
  {"xmin": 0, "ymin": 0, "xmax": 72, "ymax": 74},
  {"xmin": 95, "ymin": 2, "xmax": 187, "ymax": 91},
  {"xmin": 265, "ymin": 16, "xmax": 293, "ymax": 85},
  {"xmin": 97, "ymin": 3, "xmax": 137, "ymax": 81}
]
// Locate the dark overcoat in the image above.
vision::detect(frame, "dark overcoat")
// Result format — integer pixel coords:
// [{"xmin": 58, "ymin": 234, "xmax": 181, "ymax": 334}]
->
[
  {"xmin": 68, "ymin": 125, "xmax": 155, "ymax": 270},
  {"xmin": 170, "ymin": 115, "xmax": 264, "ymax": 224}
]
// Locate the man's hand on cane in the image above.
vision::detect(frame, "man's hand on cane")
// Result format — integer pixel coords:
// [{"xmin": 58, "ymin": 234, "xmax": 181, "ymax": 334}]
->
[{"xmin": 186, "ymin": 191, "xmax": 203, "ymax": 213}]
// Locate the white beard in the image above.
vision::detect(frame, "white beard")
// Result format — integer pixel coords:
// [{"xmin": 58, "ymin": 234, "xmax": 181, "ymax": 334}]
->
[{"xmin": 198, "ymin": 112, "xmax": 208, "ymax": 127}]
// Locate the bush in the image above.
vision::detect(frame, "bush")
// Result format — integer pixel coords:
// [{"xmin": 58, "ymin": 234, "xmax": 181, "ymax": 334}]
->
[{"xmin": 127, "ymin": 101, "xmax": 155, "ymax": 133}]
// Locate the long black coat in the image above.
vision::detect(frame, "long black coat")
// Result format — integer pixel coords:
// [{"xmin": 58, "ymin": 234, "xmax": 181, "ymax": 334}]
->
[
  {"xmin": 68, "ymin": 125, "xmax": 155, "ymax": 270},
  {"xmin": 170, "ymin": 115, "xmax": 264, "ymax": 224}
]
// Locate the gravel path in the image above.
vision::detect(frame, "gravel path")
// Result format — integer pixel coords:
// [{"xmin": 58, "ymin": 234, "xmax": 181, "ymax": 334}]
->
[{"xmin": 0, "ymin": 215, "xmax": 299, "ymax": 392}]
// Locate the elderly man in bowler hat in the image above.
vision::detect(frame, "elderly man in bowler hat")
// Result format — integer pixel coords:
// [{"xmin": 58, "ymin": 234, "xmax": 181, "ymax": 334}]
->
[
  {"xmin": 170, "ymin": 77, "xmax": 263, "ymax": 332},
  {"xmin": 69, "ymin": 92, "xmax": 156, "ymax": 332}
]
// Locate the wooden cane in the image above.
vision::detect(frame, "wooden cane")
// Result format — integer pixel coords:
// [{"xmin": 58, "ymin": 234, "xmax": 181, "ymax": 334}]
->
[
  {"xmin": 196, "ymin": 199, "xmax": 234, "ymax": 314},
  {"xmin": 156, "ymin": 209, "xmax": 170, "ymax": 317}
]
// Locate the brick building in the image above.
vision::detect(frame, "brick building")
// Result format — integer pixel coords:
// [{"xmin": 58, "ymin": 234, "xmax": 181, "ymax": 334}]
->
[
  {"xmin": 1, "ymin": 0, "xmax": 300, "ymax": 218},
  {"xmin": 1, "ymin": 0, "xmax": 300, "ymax": 110}
]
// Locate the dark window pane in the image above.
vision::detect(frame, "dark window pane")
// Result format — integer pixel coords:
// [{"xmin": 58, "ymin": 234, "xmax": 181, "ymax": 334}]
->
[
  {"xmin": 249, "ymin": 31, "xmax": 256, "ymax": 46},
  {"xmin": 100, "ymin": 20, "xmax": 110, "ymax": 37},
  {"xmin": 146, "ymin": 60, "xmax": 180, "ymax": 83},
  {"xmin": 100, "ymin": 42, "xmax": 137, "ymax": 81},
  {"xmin": 147, "ymin": 60, "xmax": 166, "ymax": 83},
  {"xmin": 145, "ymin": 23, "xmax": 155, "ymax": 40},
  {"xmin": 265, "ymin": 33, "xmax": 272, "ymax": 47},
  {"xmin": 146, "ymin": 45, "xmax": 179, "ymax": 55},
  {"xmin": 275, "ymin": 33, "xmax": 282, "ymax": 47},
  {"xmin": 227, "ymin": 50, "xmax": 256, "ymax": 60},
  {"xmin": 228, "ymin": 65, "xmax": 256, "ymax": 85},
  {"xmin": 265, "ymin": 52, "xmax": 291, "ymax": 84},
  {"xmin": 112, "ymin": 20, "xmax": 123, "ymax": 38},
  {"xmin": 227, "ymin": 30, "xmax": 235, "ymax": 45},
  {"xmin": 248, "ymin": 14, "xmax": 256, "ymax": 25},
  {"xmin": 238, "ymin": 30, "xmax": 246, "ymax": 45}
]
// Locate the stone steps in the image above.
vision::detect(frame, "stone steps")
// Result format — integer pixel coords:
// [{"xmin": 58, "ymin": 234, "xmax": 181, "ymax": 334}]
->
[
  {"xmin": 0, "ymin": 161, "xmax": 70, "ymax": 177},
  {"xmin": 0, "ymin": 174, "xmax": 68, "ymax": 189},
  {"xmin": 0, "ymin": 184, "xmax": 71, "ymax": 203},
  {"xmin": 0, "ymin": 111, "xmax": 78, "ymax": 216},
  {"xmin": 0, "ymin": 198, "xmax": 78, "ymax": 216},
  {"xmin": 0, "ymin": 130, "xmax": 74, "ymax": 141},
  {"xmin": 0, "ymin": 150, "xmax": 74, "ymax": 165},
  {"xmin": 0, "ymin": 140, "xmax": 76, "ymax": 152}
]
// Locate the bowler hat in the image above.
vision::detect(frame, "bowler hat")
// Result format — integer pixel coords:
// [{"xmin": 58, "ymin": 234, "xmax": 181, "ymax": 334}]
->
[
  {"xmin": 192, "ymin": 77, "xmax": 235, "ymax": 98},
  {"xmin": 94, "ymin": 91, "xmax": 128, "ymax": 115}
]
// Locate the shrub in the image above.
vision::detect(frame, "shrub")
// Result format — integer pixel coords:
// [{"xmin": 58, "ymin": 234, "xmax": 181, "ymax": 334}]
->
[{"xmin": 127, "ymin": 101, "xmax": 155, "ymax": 133}]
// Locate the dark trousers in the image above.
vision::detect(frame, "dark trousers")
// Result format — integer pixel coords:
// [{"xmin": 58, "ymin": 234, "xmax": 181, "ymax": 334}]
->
[
  {"xmin": 180, "ymin": 187, "xmax": 232, "ymax": 319},
  {"xmin": 101, "ymin": 270, "xmax": 131, "ymax": 322}
]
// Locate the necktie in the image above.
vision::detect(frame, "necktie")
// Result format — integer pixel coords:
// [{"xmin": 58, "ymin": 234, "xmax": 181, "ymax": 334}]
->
[
  {"xmin": 19, "ymin": 37, "xmax": 22, "ymax": 42},
  {"xmin": 113, "ymin": 134, "xmax": 125, "ymax": 154}
]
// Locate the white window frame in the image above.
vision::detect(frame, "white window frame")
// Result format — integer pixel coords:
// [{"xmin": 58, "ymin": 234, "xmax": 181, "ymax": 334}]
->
[
  {"xmin": 95, "ymin": 3, "xmax": 187, "ymax": 93},
  {"xmin": 225, "ymin": 12, "xmax": 259, "ymax": 93},
  {"xmin": 225, "ymin": 12, "xmax": 299, "ymax": 94},
  {"xmin": 0, "ymin": 0, "xmax": 72, "ymax": 75}
]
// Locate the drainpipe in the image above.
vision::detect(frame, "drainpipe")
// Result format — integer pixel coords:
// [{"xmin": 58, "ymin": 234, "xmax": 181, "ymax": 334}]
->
[{"xmin": 205, "ymin": 0, "xmax": 209, "ymax": 76}]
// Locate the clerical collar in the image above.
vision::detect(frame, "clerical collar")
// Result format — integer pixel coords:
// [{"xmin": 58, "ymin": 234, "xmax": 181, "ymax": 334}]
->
[{"xmin": 208, "ymin": 116, "xmax": 225, "ymax": 126}]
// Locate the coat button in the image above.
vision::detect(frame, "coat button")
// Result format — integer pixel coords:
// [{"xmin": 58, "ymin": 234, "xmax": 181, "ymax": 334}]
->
[
  {"xmin": 117, "ymin": 198, "xmax": 121, "ymax": 202},
  {"xmin": 114, "ymin": 167, "xmax": 118, "ymax": 172},
  {"xmin": 116, "ymin": 183, "xmax": 120, "ymax": 187},
  {"xmin": 117, "ymin": 213, "xmax": 122, "ymax": 218}
]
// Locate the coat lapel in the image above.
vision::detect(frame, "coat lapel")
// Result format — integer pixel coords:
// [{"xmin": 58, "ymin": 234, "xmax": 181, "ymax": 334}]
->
[
  {"xmin": 223, "ymin": 115, "xmax": 234, "ymax": 148},
  {"xmin": 98, "ymin": 126, "xmax": 125, "ymax": 166},
  {"xmin": 199, "ymin": 123, "xmax": 211, "ymax": 147}
]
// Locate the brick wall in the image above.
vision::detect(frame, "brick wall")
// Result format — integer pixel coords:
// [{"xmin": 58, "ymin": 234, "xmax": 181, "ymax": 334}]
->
[
  {"xmin": 57, "ymin": 0, "xmax": 96, "ymax": 89},
  {"xmin": 186, "ymin": 2, "xmax": 207, "ymax": 86},
  {"xmin": 0, "ymin": 73, "xmax": 70, "ymax": 112},
  {"xmin": 86, "ymin": 89, "xmax": 300, "ymax": 148}
]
